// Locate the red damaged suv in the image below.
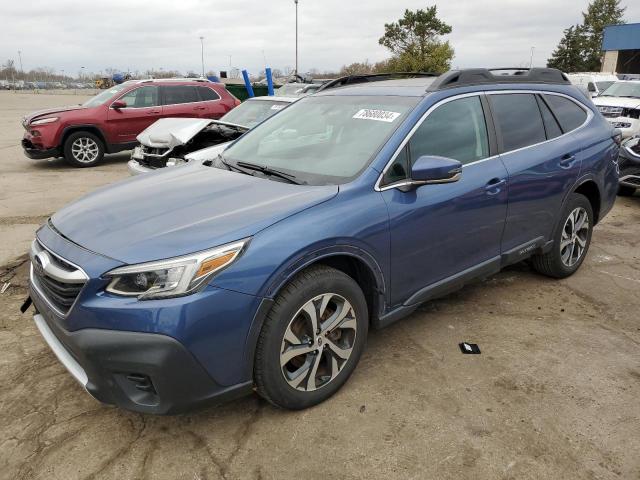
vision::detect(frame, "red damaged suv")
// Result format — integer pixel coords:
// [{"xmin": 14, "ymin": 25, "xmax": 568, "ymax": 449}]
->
[{"xmin": 21, "ymin": 79, "xmax": 240, "ymax": 167}]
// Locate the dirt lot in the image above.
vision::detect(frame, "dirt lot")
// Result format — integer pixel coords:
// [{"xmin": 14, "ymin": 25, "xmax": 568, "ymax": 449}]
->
[{"xmin": 0, "ymin": 91, "xmax": 639, "ymax": 480}]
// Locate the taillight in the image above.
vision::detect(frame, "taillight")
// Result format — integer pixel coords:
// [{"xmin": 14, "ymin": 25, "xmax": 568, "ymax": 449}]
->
[{"xmin": 234, "ymin": 98, "xmax": 241, "ymax": 106}]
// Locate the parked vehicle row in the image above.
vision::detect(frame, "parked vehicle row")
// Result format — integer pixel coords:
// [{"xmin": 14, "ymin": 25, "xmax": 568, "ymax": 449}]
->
[
  {"xmin": 25, "ymin": 68, "xmax": 620, "ymax": 414},
  {"xmin": 21, "ymin": 78, "xmax": 240, "ymax": 167}
]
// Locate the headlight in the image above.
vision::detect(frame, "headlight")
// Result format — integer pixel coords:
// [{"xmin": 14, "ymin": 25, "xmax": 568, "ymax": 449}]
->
[
  {"xmin": 30, "ymin": 117, "xmax": 59, "ymax": 126},
  {"xmin": 104, "ymin": 239, "xmax": 247, "ymax": 299}
]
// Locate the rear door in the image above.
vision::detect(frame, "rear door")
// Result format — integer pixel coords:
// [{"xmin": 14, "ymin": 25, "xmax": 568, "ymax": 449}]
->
[
  {"xmin": 489, "ymin": 92, "xmax": 586, "ymax": 252},
  {"xmin": 196, "ymin": 86, "xmax": 228, "ymax": 119},
  {"xmin": 161, "ymin": 85, "xmax": 209, "ymax": 118},
  {"xmin": 106, "ymin": 86, "xmax": 161, "ymax": 143}
]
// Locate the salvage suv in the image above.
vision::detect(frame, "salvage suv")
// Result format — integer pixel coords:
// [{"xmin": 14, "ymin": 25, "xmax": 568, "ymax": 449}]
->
[
  {"xmin": 21, "ymin": 78, "xmax": 239, "ymax": 167},
  {"xmin": 26, "ymin": 68, "xmax": 619, "ymax": 414},
  {"xmin": 593, "ymin": 80, "xmax": 640, "ymax": 139}
]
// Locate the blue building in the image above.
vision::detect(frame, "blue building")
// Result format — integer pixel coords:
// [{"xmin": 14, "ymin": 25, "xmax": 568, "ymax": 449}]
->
[{"xmin": 602, "ymin": 23, "xmax": 640, "ymax": 75}]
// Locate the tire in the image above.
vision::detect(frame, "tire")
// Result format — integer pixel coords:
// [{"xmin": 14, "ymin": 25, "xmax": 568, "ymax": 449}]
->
[
  {"xmin": 617, "ymin": 185, "xmax": 636, "ymax": 197},
  {"xmin": 531, "ymin": 193, "xmax": 593, "ymax": 279},
  {"xmin": 63, "ymin": 131, "xmax": 105, "ymax": 167},
  {"xmin": 254, "ymin": 265, "xmax": 368, "ymax": 409}
]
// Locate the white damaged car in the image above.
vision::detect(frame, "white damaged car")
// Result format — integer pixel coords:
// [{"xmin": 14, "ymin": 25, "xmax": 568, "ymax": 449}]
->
[
  {"xmin": 128, "ymin": 96, "xmax": 298, "ymax": 175},
  {"xmin": 592, "ymin": 81, "xmax": 640, "ymax": 139}
]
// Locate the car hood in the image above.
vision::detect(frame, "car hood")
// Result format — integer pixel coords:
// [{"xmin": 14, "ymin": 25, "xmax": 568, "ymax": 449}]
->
[
  {"xmin": 137, "ymin": 118, "xmax": 249, "ymax": 149},
  {"xmin": 50, "ymin": 164, "xmax": 338, "ymax": 264},
  {"xmin": 593, "ymin": 96, "xmax": 640, "ymax": 109},
  {"xmin": 23, "ymin": 105, "xmax": 87, "ymax": 126}
]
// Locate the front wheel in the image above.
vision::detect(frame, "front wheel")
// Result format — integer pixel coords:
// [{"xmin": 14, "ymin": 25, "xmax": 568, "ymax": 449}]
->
[
  {"xmin": 254, "ymin": 265, "xmax": 368, "ymax": 409},
  {"xmin": 63, "ymin": 131, "xmax": 105, "ymax": 167},
  {"xmin": 531, "ymin": 193, "xmax": 593, "ymax": 279}
]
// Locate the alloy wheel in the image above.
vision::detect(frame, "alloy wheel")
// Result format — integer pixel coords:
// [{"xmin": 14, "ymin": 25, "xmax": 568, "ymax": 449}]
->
[
  {"xmin": 71, "ymin": 137, "xmax": 99, "ymax": 163},
  {"xmin": 280, "ymin": 293, "xmax": 357, "ymax": 392},
  {"xmin": 560, "ymin": 207, "xmax": 589, "ymax": 267}
]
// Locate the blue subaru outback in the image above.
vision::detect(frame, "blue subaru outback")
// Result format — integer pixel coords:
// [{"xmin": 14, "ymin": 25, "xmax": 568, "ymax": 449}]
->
[{"xmin": 27, "ymin": 68, "xmax": 619, "ymax": 413}]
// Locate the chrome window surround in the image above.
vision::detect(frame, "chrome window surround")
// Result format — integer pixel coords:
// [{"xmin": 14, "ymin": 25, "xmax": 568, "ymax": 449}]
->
[
  {"xmin": 29, "ymin": 239, "xmax": 89, "ymax": 318},
  {"xmin": 375, "ymin": 90, "xmax": 594, "ymax": 192},
  {"xmin": 110, "ymin": 85, "xmax": 221, "ymax": 110}
]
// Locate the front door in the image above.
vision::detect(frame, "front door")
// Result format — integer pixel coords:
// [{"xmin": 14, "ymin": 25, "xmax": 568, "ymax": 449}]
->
[
  {"xmin": 106, "ymin": 86, "xmax": 162, "ymax": 143},
  {"xmin": 380, "ymin": 95, "xmax": 509, "ymax": 307}
]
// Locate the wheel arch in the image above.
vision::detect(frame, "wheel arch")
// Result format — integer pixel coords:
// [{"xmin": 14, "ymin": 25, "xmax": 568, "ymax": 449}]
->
[
  {"xmin": 573, "ymin": 178, "xmax": 601, "ymax": 224},
  {"xmin": 240, "ymin": 247, "xmax": 387, "ymax": 382},
  {"xmin": 60, "ymin": 125, "xmax": 107, "ymax": 151}
]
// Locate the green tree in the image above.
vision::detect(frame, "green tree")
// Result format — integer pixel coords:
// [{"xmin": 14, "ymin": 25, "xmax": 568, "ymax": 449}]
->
[
  {"xmin": 378, "ymin": 6, "xmax": 454, "ymax": 73},
  {"xmin": 581, "ymin": 0, "xmax": 626, "ymax": 70},
  {"xmin": 547, "ymin": 25, "xmax": 588, "ymax": 72},
  {"xmin": 547, "ymin": 0, "xmax": 625, "ymax": 72}
]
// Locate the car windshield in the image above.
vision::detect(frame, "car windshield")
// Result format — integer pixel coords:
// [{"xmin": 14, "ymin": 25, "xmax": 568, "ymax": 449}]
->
[
  {"xmin": 222, "ymin": 95, "xmax": 419, "ymax": 185},
  {"xmin": 599, "ymin": 82, "xmax": 640, "ymax": 98},
  {"xmin": 595, "ymin": 81, "xmax": 614, "ymax": 91},
  {"xmin": 221, "ymin": 99, "xmax": 292, "ymax": 128},
  {"xmin": 82, "ymin": 84, "xmax": 129, "ymax": 107}
]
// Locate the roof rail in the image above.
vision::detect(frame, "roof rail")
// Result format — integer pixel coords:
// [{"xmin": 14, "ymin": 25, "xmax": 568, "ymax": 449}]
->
[
  {"xmin": 427, "ymin": 68, "xmax": 570, "ymax": 91},
  {"xmin": 136, "ymin": 77, "xmax": 212, "ymax": 84},
  {"xmin": 317, "ymin": 72, "xmax": 438, "ymax": 92}
]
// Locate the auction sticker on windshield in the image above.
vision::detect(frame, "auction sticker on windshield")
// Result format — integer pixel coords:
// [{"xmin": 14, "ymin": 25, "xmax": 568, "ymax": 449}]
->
[
  {"xmin": 270, "ymin": 104, "xmax": 286, "ymax": 110},
  {"xmin": 353, "ymin": 109, "xmax": 401, "ymax": 123}
]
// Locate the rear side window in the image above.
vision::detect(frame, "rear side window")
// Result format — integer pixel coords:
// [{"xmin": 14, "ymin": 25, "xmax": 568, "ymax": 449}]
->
[
  {"xmin": 543, "ymin": 95, "xmax": 587, "ymax": 133},
  {"xmin": 162, "ymin": 86, "xmax": 199, "ymax": 105},
  {"xmin": 409, "ymin": 96, "xmax": 489, "ymax": 165},
  {"xmin": 490, "ymin": 94, "xmax": 546, "ymax": 151},
  {"xmin": 536, "ymin": 96, "xmax": 563, "ymax": 140},
  {"xmin": 198, "ymin": 87, "xmax": 220, "ymax": 101}
]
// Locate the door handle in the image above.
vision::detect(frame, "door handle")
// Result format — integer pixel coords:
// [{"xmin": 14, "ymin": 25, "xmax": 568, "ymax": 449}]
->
[
  {"xmin": 193, "ymin": 106, "xmax": 207, "ymax": 111},
  {"xmin": 147, "ymin": 110, "xmax": 161, "ymax": 115},
  {"xmin": 485, "ymin": 178, "xmax": 506, "ymax": 195},
  {"xmin": 559, "ymin": 154, "xmax": 577, "ymax": 169}
]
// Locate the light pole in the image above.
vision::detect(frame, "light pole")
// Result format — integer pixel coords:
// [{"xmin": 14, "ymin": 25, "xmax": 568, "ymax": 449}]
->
[
  {"xmin": 199, "ymin": 36, "xmax": 205, "ymax": 78},
  {"xmin": 17, "ymin": 50, "xmax": 23, "ymax": 79},
  {"xmin": 80, "ymin": 66, "xmax": 85, "ymax": 80},
  {"xmin": 294, "ymin": 0, "xmax": 299, "ymax": 77},
  {"xmin": 529, "ymin": 46, "xmax": 535, "ymax": 68}
]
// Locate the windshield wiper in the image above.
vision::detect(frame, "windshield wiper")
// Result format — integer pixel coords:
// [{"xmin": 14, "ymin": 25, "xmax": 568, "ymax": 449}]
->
[
  {"xmin": 235, "ymin": 161, "xmax": 304, "ymax": 185},
  {"xmin": 206, "ymin": 154, "xmax": 255, "ymax": 176}
]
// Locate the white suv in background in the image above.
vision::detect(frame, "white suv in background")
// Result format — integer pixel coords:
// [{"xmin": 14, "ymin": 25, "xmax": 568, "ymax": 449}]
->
[
  {"xmin": 592, "ymin": 81, "xmax": 640, "ymax": 139},
  {"xmin": 566, "ymin": 73, "xmax": 618, "ymax": 98}
]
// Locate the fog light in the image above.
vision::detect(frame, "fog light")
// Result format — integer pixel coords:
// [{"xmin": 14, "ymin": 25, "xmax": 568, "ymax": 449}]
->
[{"xmin": 30, "ymin": 130, "xmax": 41, "ymax": 136}]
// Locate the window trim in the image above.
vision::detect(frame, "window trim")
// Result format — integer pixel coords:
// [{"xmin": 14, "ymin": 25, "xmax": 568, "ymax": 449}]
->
[{"xmin": 374, "ymin": 90, "xmax": 593, "ymax": 192}]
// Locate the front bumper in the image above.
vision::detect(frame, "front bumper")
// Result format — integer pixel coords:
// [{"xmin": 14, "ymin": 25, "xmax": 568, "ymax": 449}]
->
[
  {"xmin": 22, "ymin": 138, "xmax": 60, "ymax": 160},
  {"xmin": 31, "ymin": 290, "xmax": 253, "ymax": 414},
  {"xmin": 127, "ymin": 159, "xmax": 154, "ymax": 175},
  {"xmin": 603, "ymin": 117, "xmax": 640, "ymax": 139}
]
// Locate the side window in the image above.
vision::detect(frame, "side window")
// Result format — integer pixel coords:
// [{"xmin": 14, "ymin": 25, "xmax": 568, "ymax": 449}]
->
[
  {"xmin": 409, "ymin": 96, "xmax": 489, "ymax": 165},
  {"xmin": 543, "ymin": 95, "xmax": 588, "ymax": 133},
  {"xmin": 162, "ymin": 86, "xmax": 200, "ymax": 105},
  {"xmin": 117, "ymin": 86, "xmax": 158, "ymax": 108},
  {"xmin": 490, "ymin": 94, "xmax": 546, "ymax": 151},
  {"xmin": 536, "ymin": 96, "xmax": 563, "ymax": 140},
  {"xmin": 198, "ymin": 87, "xmax": 220, "ymax": 101},
  {"xmin": 382, "ymin": 146, "xmax": 409, "ymax": 185}
]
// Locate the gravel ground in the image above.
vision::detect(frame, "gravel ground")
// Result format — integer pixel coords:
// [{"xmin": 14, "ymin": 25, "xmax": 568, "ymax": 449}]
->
[{"xmin": 0, "ymin": 91, "xmax": 639, "ymax": 480}]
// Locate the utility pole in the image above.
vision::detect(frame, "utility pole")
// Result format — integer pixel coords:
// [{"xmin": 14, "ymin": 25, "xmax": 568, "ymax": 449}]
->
[
  {"xmin": 529, "ymin": 46, "xmax": 535, "ymax": 68},
  {"xmin": 294, "ymin": 0, "xmax": 299, "ymax": 77},
  {"xmin": 17, "ymin": 50, "xmax": 23, "ymax": 79},
  {"xmin": 199, "ymin": 36, "xmax": 205, "ymax": 78}
]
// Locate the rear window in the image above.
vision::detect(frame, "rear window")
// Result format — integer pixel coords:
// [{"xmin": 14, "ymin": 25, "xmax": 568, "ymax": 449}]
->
[
  {"xmin": 198, "ymin": 87, "xmax": 220, "ymax": 101},
  {"xmin": 162, "ymin": 85, "xmax": 199, "ymax": 105},
  {"xmin": 543, "ymin": 95, "xmax": 587, "ymax": 133},
  {"xmin": 490, "ymin": 94, "xmax": 546, "ymax": 152}
]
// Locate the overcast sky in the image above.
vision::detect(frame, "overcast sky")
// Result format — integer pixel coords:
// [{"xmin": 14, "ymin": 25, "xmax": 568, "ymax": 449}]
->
[{"xmin": 2, "ymin": 0, "xmax": 640, "ymax": 77}]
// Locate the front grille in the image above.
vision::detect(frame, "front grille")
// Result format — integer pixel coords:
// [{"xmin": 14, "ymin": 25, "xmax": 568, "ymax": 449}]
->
[
  {"xmin": 598, "ymin": 105, "xmax": 623, "ymax": 118},
  {"xmin": 138, "ymin": 145, "xmax": 170, "ymax": 169},
  {"xmin": 30, "ymin": 240, "xmax": 88, "ymax": 315}
]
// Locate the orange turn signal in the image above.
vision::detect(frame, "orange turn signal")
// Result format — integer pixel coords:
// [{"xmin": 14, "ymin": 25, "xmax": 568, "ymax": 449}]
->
[{"xmin": 195, "ymin": 252, "xmax": 237, "ymax": 278}]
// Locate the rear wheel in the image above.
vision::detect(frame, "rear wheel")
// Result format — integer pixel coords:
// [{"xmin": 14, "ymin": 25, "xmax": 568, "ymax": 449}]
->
[
  {"xmin": 254, "ymin": 265, "xmax": 368, "ymax": 409},
  {"xmin": 531, "ymin": 193, "xmax": 593, "ymax": 279},
  {"xmin": 63, "ymin": 131, "xmax": 104, "ymax": 167},
  {"xmin": 617, "ymin": 185, "xmax": 636, "ymax": 197}
]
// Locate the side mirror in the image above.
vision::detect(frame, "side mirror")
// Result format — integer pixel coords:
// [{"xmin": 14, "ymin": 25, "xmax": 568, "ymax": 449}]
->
[
  {"xmin": 410, "ymin": 155, "xmax": 462, "ymax": 185},
  {"xmin": 111, "ymin": 100, "xmax": 127, "ymax": 109},
  {"xmin": 587, "ymin": 82, "xmax": 596, "ymax": 93}
]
